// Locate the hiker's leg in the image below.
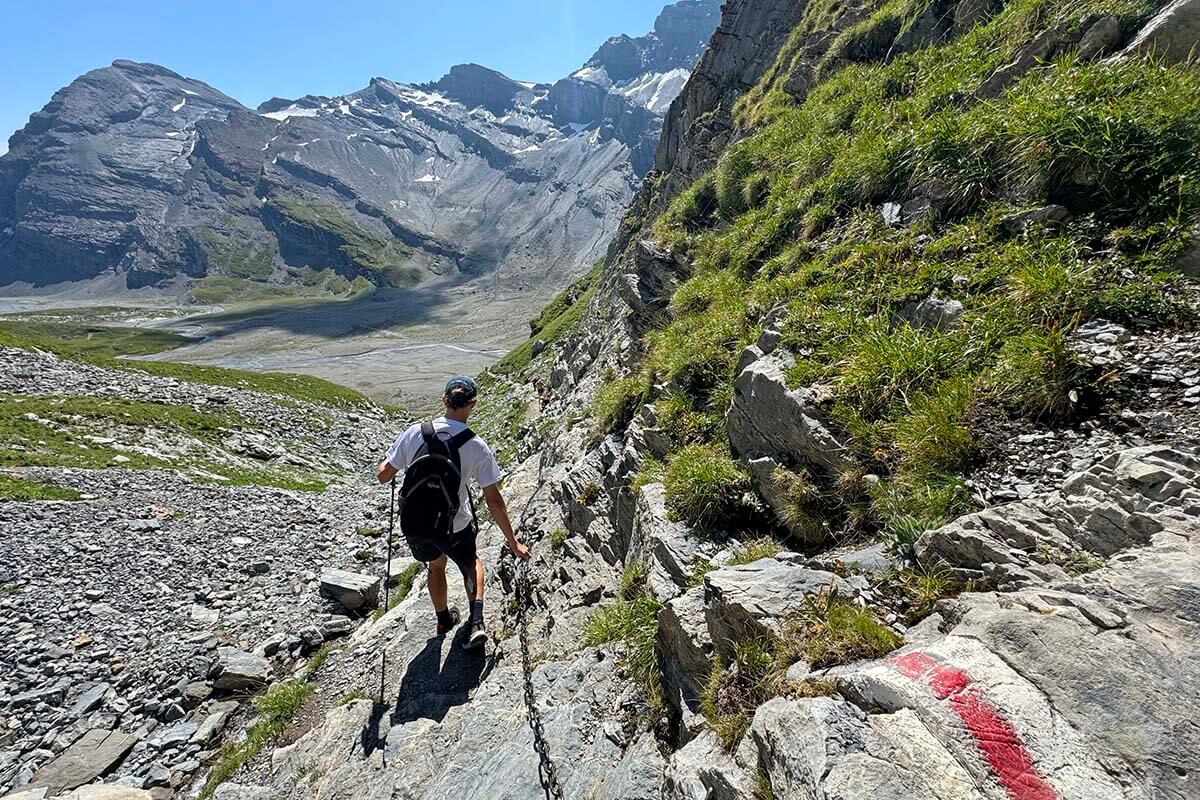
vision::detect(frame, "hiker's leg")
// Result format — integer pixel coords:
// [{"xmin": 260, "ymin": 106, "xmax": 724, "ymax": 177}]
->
[
  {"xmin": 426, "ymin": 555, "xmax": 449, "ymax": 612},
  {"xmin": 471, "ymin": 557, "xmax": 484, "ymax": 600}
]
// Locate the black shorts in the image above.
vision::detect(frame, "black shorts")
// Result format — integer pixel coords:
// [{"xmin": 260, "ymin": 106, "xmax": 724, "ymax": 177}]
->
[{"xmin": 405, "ymin": 522, "xmax": 478, "ymax": 570}]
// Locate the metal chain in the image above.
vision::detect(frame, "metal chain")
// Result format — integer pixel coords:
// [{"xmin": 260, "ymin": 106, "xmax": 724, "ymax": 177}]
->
[{"xmin": 514, "ymin": 558, "xmax": 565, "ymax": 800}]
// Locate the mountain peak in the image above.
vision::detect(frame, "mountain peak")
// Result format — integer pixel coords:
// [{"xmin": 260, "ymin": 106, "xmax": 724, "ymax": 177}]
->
[{"xmin": 426, "ymin": 63, "xmax": 526, "ymax": 116}]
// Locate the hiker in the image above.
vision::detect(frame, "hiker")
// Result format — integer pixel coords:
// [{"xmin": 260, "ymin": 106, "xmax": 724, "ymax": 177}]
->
[{"xmin": 377, "ymin": 375, "xmax": 530, "ymax": 650}]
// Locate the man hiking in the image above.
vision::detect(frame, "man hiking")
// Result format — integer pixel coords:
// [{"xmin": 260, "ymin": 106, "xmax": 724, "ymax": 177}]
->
[{"xmin": 377, "ymin": 375, "xmax": 530, "ymax": 650}]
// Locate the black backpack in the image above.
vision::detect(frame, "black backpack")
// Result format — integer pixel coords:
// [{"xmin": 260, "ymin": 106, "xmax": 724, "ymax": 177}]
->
[{"xmin": 399, "ymin": 421, "xmax": 476, "ymax": 540}]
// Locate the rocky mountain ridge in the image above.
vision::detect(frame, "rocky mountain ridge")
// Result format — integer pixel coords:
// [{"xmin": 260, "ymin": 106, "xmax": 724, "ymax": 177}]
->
[{"xmin": 0, "ymin": 0, "xmax": 720, "ymax": 298}]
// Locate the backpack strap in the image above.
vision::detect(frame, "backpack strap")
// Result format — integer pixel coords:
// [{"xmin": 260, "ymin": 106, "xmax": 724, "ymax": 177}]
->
[
  {"xmin": 420, "ymin": 420, "xmax": 436, "ymax": 441},
  {"xmin": 449, "ymin": 428, "xmax": 475, "ymax": 449}
]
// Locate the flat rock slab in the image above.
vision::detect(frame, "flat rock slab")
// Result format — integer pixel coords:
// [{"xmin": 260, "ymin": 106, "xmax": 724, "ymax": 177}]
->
[
  {"xmin": 212, "ymin": 647, "xmax": 272, "ymax": 692},
  {"xmin": 319, "ymin": 568, "xmax": 381, "ymax": 611},
  {"xmin": 26, "ymin": 729, "xmax": 138, "ymax": 794}
]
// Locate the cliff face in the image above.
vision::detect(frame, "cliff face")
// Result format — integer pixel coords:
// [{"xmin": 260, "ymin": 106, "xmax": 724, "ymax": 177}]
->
[
  {"xmin": 0, "ymin": 0, "xmax": 721, "ymax": 296},
  {"xmin": 126, "ymin": 0, "xmax": 1200, "ymax": 797}
]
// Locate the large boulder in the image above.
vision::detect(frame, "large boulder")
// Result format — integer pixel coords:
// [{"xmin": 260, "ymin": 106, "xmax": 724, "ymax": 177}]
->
[
  {"xmin": 726, "ymin": 348, "xmax": 852, "ymax": 475},
  {"xmin": 212, "ymin": 647, "xmax": 272, "ymax": 691},
  {"xmin": 1120, "ymin": 0, "xmax": 1200, "ymax": 64},
  {"xmin": 319, "ymin": 568, "xmax": 381, "ymax": 611},
  {"xmin": 704, "ymin": 558, "xmax": 852, "ymax": 656}
]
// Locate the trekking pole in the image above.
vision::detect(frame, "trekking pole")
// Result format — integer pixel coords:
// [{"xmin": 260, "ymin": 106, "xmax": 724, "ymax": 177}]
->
[{"xmin": 378, "ymin": 477, "xmax": 397, "ymax": 702}]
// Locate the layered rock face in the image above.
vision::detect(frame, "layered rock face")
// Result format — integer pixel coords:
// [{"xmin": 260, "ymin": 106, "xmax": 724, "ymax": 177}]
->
[{"xmin": 0, "ymin": 0, "xmax": 721, "ymax": 292}]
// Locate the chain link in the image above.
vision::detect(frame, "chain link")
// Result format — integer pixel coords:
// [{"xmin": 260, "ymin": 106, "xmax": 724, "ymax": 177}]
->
[{"xmin": 515, "ymin": 559, "xmax": 565, "ymax": 800}]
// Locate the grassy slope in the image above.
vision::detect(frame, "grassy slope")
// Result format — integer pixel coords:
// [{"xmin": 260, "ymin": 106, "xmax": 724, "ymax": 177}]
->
[
  {"xmin": 597, "ymin": 0, "xmax": 1198, "ymax": 538},
  {"xmin": 0, "ymin": 320, "xmax": 375, "ymax": 410},
  {"xmin": 472, "ymin": 261, "xmax": 604, "ymax": 464}
]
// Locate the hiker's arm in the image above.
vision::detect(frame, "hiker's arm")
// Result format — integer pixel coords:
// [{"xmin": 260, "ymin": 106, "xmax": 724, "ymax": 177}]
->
[
  {"xmin": 376, "ymin": 461, "xmax": 398, "ymax": 485},
  {"xmin": 483, "ymin": 483, "xmax": 530, "ymax": 559}
]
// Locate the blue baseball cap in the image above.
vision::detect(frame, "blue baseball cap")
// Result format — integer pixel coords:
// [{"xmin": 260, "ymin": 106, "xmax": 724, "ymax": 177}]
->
[{"xmin": 444, "ymin": 375, "xmax": 478, "ymax": 400}]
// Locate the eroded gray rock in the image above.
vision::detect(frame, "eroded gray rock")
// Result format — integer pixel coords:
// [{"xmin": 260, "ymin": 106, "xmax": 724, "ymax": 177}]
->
[
  {"xmin": 211, "ymin": 647, "xmax": 271, "ymax": 692},
  {"xmin": 726, "ymin": 350, "xmax": 851, "ymax": 475},
  {"xmin": 704, "ymin": 559, "xmax": 851, "ymax": 656},
  {"xmin": 318, "ymin": 568, "xmax": 381, "ymax": 611}
]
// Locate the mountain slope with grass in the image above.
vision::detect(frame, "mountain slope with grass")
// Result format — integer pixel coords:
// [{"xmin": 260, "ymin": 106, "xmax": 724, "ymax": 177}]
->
[
  {"xmin": 15, "ymin": 0, "xmax": 1200, "ymax": 798},
  {"xmin": 253, "ymin": 0, "xmax": 1198, "ymax": 797}
]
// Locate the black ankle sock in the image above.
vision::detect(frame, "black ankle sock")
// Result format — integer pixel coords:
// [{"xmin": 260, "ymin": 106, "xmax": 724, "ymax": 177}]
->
[
  {"xmin": 470, "ymin": 599, "xmax": 484, "ymax": 625},
  {"xmin": 436, "ymin": 608, "xmax": 453, "ymax": 628}
]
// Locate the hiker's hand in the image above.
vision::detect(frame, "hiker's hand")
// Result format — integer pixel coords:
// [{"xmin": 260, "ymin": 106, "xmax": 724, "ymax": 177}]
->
[{"xmin": 511, "ymin": 540, "xmax": 531, "ymax": 560}]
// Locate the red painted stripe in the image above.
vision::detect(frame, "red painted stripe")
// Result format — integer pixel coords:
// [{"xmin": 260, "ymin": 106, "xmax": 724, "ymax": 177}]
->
[{"xmin": 888, "ymin": 652, "xmax": 1058, "ymax": 800}]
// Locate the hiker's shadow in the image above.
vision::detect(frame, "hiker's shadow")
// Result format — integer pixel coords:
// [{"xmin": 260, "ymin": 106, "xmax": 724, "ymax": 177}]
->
[
  {"xmin": 391, "ymin": 626, "xmax": 492, "ymax": 725},
  {"xmin": 360, "ymin": 626, "xmax": 495, "ymax": 758}
]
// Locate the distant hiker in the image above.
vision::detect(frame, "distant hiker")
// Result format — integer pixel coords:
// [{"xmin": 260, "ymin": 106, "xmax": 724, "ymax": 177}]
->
[{"xmin": 377, "ymin": 375, "xmax": 530, "ymax": 650}]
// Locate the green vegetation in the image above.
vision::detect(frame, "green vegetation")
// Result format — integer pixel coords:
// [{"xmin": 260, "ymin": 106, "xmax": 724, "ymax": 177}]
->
[
  {"xmin": 371, "ymin": 562, "xmax": 424, "ymax": 620},
  {"xmin": 493, "ymin": 260, "xmax": 603, "ymax": 376},
  {"xmin": 663, "ymin": 444, "xmax": 752, "ymax": 530},
  {"xmin": 0, "ymin": 585, "xmax": 20, "ymax": 595},
  {"xmin": 187, "ymin": 276, "xmax": 306, "ymax": 305},
  {"xmin": 0, "ymin": 320, "xmax": 374, "ymax": 410},
  {"xmin": 0, "ymin": 394, "xmax": 327, "ymax": 492},
  {"xmin": 878, "ymin": 560, "xmax": 972, "ymax": 623},
  {"xmin": 336, "ymin": 689, "xmax": 370, "ymax": 707},
  {"xmin": 703, "ymin": 589, "xmax": 900, "ymax": 748},
  {"xmin": 198, "ymin": 229, "xmax": 276, "ymax": 280},
  {"xmin": 548, "ymin": 527, "xmax": 569, "ymax": 549},
  {"xmin": 728, "ymin": 536, "xmax": 782, "ymax": 566},
  {"xmin": 267, "ymin": 199, "xmax": 418, "ymax": 288},
  {"xmin": 624, "ymin": 0, "xmax": 1199, "ymax": 543},
  {"xmin": 0, "ymin": 473, "xmax": 81, "ymax": 502},
  {"xmin": 584, "ymin": 562, "xmax": 664, "ymax": 717},
  {"xmin": 471, "ymin": 375, "xmax": 529, "ymax": 466},
  {"xmin": 755, "ymin": 771, "xmax": 777, "ymax": 800},
  {"xmin": 0, "ymin": 320, "xmax": 190, "ymax": 358},
  {"xmin": 200, "ymin": 678, "xmax": 314, "ymax": 799},
  {"xmin": 630, "ymin": 455, "xmax": 666, "ymax": 494}
]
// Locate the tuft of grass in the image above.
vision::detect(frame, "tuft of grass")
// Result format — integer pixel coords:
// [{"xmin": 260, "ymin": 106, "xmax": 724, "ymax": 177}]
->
[
  {"xmin": 336, "ymin": 689, "xmax": 370, "ymax": 707},
  {"xmin": 990, "ymin": 327, "xmax": 1084, "ymax": 420},
  {"xmin": 663, "ymin": 444, "xmax": 752, "ymax": 531},
  {"xmin": 769, "ymin": 466, "xmax": 829, "ymax": 545},
  {"xmin": 302, "ymin": 645, "xmax": 334, "ymax": 678},
  {"xmin": 879, "ymin": 559, "xmax": 972, "ymax": 623},
  {"xmin": 548, "ymin": 528, "xmax": 569, "ymax": 549},
  {"xmin": 881, "ymin": 514, "xmax": 931, "ymax": 560},
  {"xmin": 630, "ymin": 455, "xmax": 666, "ymax": 495},
  {"xmin": 0, "ymin": 585, "xmax": 19, "ymax": 596},
  {"xmin": 0, "ymin": 474, "xmax": 81, "ymax": 502},
  {"xmin": 199, "ymin": 679, "xmax": 313, "ymax": 799},
  {"xmin": 754, "ymin": 771, "xmax": 777, "ymax": 800},
  {"xmin": 583, "ymin": 572, "xmax": 663, "ymax": 717},
  {"xmin": 591, "ymin": 374, "xmax": 648, "ymax": 433},
  {"xmin": 787, "ymin": 588, "xmax": 903, "ymax": 670},
  {"xmin": 702, "ymin": 634, "xmax": 782, "ymax": 748},
  {"xmin": 729, "ymin": 537, "xmax": 782, "ymax": 566},
  {"xmin": 371, "ymin": 561, "xmax": 423, "ymax": 620}
]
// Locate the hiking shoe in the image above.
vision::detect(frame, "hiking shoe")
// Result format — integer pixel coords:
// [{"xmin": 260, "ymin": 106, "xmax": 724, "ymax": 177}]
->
[
  {"xmin": 464, "ymin": 620, "xmax": 487, "ymax": 650},
  {"xmin": 436, "ymin": 607, "xmax": 461, "ymax": 637}
]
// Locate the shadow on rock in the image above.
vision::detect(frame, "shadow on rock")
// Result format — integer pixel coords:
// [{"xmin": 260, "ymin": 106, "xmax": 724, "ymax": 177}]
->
[{"xmin": 391, "ymin": 628, "xmax": 493, "ymax": 725}]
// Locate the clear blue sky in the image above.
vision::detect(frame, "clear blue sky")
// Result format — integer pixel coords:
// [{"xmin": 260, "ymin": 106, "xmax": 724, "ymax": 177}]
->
[{"xmin": 0, "ymin": 0, "xmax": 670, "ymax": 155}]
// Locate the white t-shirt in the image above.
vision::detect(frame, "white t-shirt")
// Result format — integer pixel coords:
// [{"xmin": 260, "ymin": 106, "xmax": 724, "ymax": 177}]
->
[{"xmin": 385, "ymin": 417, "xmax": 502, "ymax": 532}]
